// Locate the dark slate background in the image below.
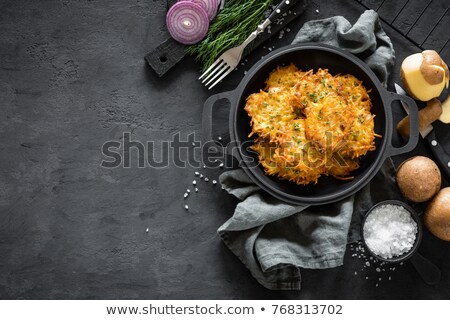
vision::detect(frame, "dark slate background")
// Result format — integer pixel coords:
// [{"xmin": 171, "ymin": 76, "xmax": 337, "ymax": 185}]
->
[{"xmin": 0, "ymin": 0, "xmax": 449, "ymax": 299}]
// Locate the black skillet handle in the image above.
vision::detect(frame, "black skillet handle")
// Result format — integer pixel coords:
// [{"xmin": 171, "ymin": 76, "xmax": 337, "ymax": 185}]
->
[
  {"xmin": 425, "ymin": 130, "xmax": 450, "ymax": 179},
  {"xmin": 267, "ymin": 0, "xmax": 302, "ymax": 23},
  {"xmin": 385, "ymin": 92, "xmax": 420, "ymax": 157},
  {"xmin": 202, "ymin": 91, "xmax": 238, "ymax": 158}
]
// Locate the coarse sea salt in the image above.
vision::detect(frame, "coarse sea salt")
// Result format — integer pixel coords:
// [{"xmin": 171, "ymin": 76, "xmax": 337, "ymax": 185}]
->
[{"xmin": 363, "ymin": 204, "xmax": 417, "ymax": 259}]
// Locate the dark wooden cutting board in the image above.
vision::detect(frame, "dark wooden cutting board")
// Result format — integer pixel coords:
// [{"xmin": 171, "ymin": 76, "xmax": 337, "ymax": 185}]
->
[{"xmin": 146, "ymin": 0, "xmax": 309, "ymax": 77}]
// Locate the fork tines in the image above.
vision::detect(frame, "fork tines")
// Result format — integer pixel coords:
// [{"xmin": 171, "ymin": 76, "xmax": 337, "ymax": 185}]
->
[{"xmin": 198, "ymin": 58, "xmax": 233, "ymax": 90}]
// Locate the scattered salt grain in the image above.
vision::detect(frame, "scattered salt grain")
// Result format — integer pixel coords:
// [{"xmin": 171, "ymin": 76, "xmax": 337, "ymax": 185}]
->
[
  {"xmin": 219, "ymin": 163, "xmax": 224, "ymax": 168},
  {"xmin": 203, "ymin": 165, "xmax": 206, "ymax": 169},
  {"xmin": 195, "ymin": 172, "xmax": 200, "ymax": 176},
  {"xmin": 184, "ymin": 205, "xmax": 189, "ymax": 210},
  {"xmin": 212, "ymin": 180, "xmax": 217, "ymax": 185},
  {"xmin": 200, "ymin": 174, "xmax": 204, "ymax": 179},
  {"xmin": 315, "ymin": 9, "xmax": 320, "ymax": 13},
  {"xmin": 192, "ymin": 180, "xmax": 197, "ymax": 185},
  {"xmin": 376, "ymin": 267, "xmax": 381, "ymax": 272},
  {"xmin": 184, "ymin": 193, "xmax": 188, "ymax": 199},
  {"xmin": 187, "ymin": 189, "xmax": 190, "ymax": 193},
  {"xmin": 218, "ymin": 136, "xmax": 222, "ymax": 141},
  {"xmin": 204, "ymin": 178, "xmax": 209, "ymax": 182},
  {"xmin": 192, "ymin": 142, "xmax": 195, "ymax": 147},
  {"xmin": 195, "ymin": 187, "xmax": 198, "ymax": 193},
  {"xmin": 146, "ymin": 228, "xmax": 149, "ymax": 233},
  {"xmin": 363, "ymin": 204, "xmax": 417, "ymax": 259}
]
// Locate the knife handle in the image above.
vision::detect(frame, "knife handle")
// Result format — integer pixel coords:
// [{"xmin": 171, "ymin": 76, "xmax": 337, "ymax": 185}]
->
[
  {"xmin": 425, "ymin": 130, "xmax": 450, "ymax": 180},
  {"xmin": 267, "ymin": 0, "xmax": 301, "ymax": 24}
]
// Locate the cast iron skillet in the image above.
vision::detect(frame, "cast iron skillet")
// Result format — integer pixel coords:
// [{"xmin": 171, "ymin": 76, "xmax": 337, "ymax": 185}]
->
[{"xmin": 203, "ymin": 43, "xmax": 419, "ymax": 205}]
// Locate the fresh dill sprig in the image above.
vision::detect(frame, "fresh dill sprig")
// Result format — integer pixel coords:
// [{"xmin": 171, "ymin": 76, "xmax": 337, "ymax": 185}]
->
[{"xmin": 186, "ymin": 0, "xmax": 276, "ymax": 71}]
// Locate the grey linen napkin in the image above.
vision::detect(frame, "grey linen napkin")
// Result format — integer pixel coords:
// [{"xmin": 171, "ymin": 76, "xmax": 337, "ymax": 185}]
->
[{"xmin": 217, "ymin": 10, "xmax": 399, "ymax": 290}]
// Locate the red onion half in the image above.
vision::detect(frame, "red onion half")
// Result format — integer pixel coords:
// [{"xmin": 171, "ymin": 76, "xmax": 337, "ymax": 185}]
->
[
  {"xmin": 191, "ymin": 0, "xmax": 219, "ymax": 21},
  {"xmin": 167, "ymin": 1, "xmax": 209, "ymax": 45},
  {"xmin": 177, "ymin": 0, "xmax": 219, "ymax": 22}
]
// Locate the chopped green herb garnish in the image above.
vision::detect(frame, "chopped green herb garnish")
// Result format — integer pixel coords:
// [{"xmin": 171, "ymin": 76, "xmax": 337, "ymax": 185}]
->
[
  {"xmin": 301, "ymin": 99, "xmax": 307, "ymax": 107},
  {"xmin": 308, "ymin": 92, "xmax": 318, "ymax": 103},
  {"xmin": 357, "ymin": 115, "xmax": 365, "ymax": 124}
]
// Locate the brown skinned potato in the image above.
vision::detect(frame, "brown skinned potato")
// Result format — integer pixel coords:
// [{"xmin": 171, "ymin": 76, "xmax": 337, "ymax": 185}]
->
[
  {"xmin": 425, "ymin": 187, "xmax": 450, "ymax": 242},
  {"xmin": 397, "ymin": 98, "xmax": 442, "ymax": 137},
  {"xmin": 396, "ymin": 156, "xmax": 441, "ymax": 203}
]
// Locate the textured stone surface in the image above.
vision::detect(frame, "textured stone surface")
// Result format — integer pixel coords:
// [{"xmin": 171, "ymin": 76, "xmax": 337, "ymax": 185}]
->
[{"xmin": 0, "ymin": 0, "xmax": 449, "ymax": 299}]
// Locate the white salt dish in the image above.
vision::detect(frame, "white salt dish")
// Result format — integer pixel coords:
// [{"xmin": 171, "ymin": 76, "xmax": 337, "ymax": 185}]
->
[{"xmin": 361, "ymin": 200, "xmax": 422, "ymax": 263}]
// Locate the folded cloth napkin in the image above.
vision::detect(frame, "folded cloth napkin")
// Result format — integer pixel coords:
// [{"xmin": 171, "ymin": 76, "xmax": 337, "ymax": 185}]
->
[{"xmin": 217, "ymin": 10, "xmax": 400, "ymax": 290}]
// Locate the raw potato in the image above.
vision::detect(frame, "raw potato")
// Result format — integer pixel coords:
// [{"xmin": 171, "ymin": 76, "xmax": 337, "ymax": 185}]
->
[
  {"xmin": 439, "ymin": 94, "xmax": 450, "ymax": 123},
  {"xmin": 425, "ymin": 187, "xmax": 450, "ymax": 242},
  {"xmin": 397, "ymin": 98, "xmax": 442, "ymax": 137},
  {"xmin": 401, "ymin": 50, "xmax": 449, "ymax": 101},
  {"xmin": 396, "ymin": 156, "xmax": 441, "ymax": 202}
]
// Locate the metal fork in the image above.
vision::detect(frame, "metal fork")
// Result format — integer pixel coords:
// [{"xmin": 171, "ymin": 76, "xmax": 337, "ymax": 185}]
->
[{"xmin": 199, "ymin": 0, "xmax": 300, "ymax": 90}]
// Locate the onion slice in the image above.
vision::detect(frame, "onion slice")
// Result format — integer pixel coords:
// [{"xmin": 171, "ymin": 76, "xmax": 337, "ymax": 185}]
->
[
  {"xmin": 167, "ymin": 1, "xmax": 209, "ymax": 45},
  {"xmin": 189, "ymin": 0, "xmax": 219, "ymax": 21}
]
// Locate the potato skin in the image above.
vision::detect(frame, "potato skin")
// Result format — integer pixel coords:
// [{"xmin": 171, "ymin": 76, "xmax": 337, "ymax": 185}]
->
[
  {"xmin": 396, "ymin": 156, "xmax": 441, "ymax": 202},
  {"xmin": 397, "ymin": 98, "xmax": 442, "ymax": 137},
  {"xmin": 425, "ymin": 187, "xmax": 450, "ymax": 242},
  {"xmin": 421, "ymin": 50, "xmax": 446, "ymax": 85}
]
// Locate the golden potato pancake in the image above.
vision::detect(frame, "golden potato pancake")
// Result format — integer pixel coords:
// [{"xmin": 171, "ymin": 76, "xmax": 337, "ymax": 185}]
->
[{"xmin": 245, "ymin": 64, "xmax": 378, "ymax": 185}]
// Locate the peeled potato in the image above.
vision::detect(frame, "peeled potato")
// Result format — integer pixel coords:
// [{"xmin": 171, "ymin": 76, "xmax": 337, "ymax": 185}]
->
[
  {"xmin": 401, "ymin": 50, "xmax": 449, "ymax": 101},
  {"xmin": 397, "ymin": 98, "xmax": 442, "ymax": 137},
  {"xmin": 440, "ymin": 94, "xmax": 450, "ymax": 123},
  {"xmin": 425, "ymin": 187, "xmax": 450, "ymax": 242}
]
